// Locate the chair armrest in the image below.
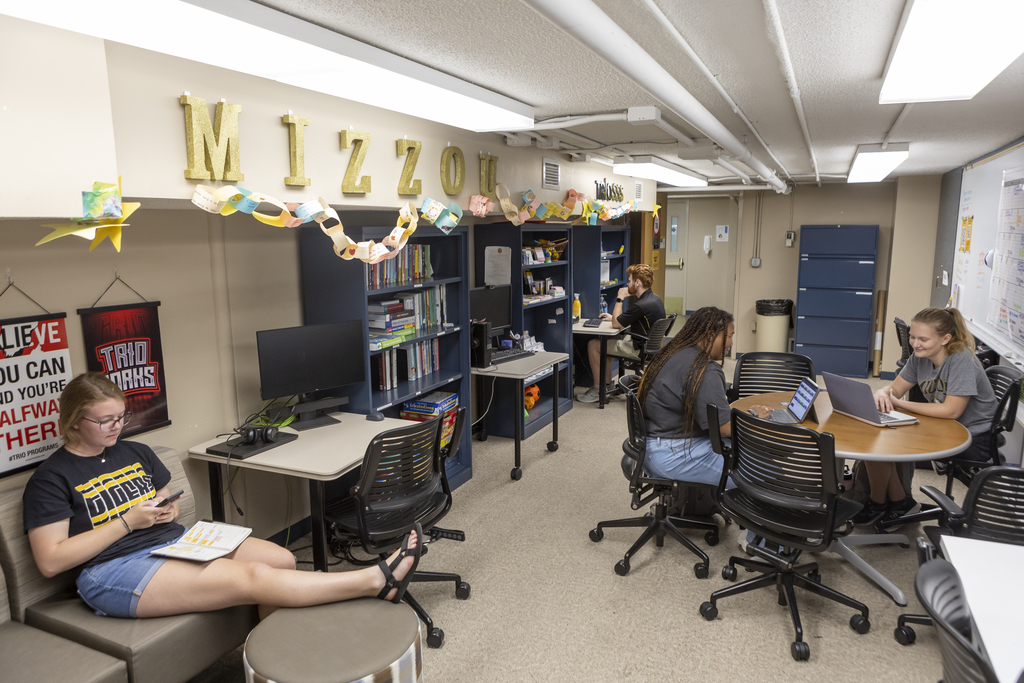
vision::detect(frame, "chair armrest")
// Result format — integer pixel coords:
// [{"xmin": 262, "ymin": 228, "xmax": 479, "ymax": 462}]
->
[
  {"xmin": 628, "ymin": 332, "xmax": 648, "ymax": 343},
  {"xmin": 919, "ymin": 485, "xmax": 965, "ymax": 522}
]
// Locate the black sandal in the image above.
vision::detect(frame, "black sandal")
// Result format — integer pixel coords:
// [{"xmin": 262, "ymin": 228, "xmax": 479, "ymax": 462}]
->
[{"xmin": 376, "ymin": 523, "xmax": 422, "ymax": 604}]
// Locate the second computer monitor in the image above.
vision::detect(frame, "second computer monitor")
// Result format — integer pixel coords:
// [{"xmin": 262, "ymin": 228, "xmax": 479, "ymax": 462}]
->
[{"xmin": 470, "ymin": 285, "xmax": 511, "ymax": 334}]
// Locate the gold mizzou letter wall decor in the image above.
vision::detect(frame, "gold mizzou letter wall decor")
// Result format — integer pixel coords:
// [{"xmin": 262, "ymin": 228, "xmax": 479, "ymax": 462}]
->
[
  {"xmin": 441, "ymin": 146, "xmax": 465, "ymax": 196},
  {"xmin": 180, "ymin": 95, "xmax": 244, "ymax": 181},
  {"xmin": 479, "ymin": 153, "xmax": 498, "ymax": 201},
  {"xmin": 340, "ymin": 129, "xmax": 372, "ymax": 194},
  {"xmin": 396, "ymin": 139, "xmax": 422, "ymax": 196},
  {"xmin": 283, "ymin": 113, "xmax": 311, "ymax": 186}
]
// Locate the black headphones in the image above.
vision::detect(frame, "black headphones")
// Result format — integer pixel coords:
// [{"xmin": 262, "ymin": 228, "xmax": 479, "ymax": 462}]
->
[{"xmin": 234, "ymin": 425, "xmax": 279, "ymax": 446}]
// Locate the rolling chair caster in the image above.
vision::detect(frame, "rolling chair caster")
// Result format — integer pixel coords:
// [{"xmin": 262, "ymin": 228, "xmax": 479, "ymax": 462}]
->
[
  {"xmin": 547, "ymin": 441, "xmax": 558, "ymax": 451},
  {"xmin": 791, "ymin": 641, "xmax": 810, "ymax": 661},
  {"xmin": 510, "ymin": 467, "xmax": 522, "ymax": 480},
  {"xmin": 426, "ymin": 627, "xmax": 445, "ymax": 649},
  {"xmin": 456, "ymin": 582, "xmax": 471, "ymax": 600},
  {"xmin": 614, "ymin": 559, "xmax": 629, "ymax": 576}
]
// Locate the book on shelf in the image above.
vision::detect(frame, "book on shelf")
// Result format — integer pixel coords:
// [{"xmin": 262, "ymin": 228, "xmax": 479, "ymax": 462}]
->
[
  {"xmin": 404, "ymin": 390, "xmax": 457, "ymax": 416},
  {"xmin": 366, "ymin": 243, "xmax": 433, "ymax": 289},
  {"xmin": 400, "ymin": 405, "xmax": 458, "ymax": 447},
  {"xmin": 149, "ymin": 520, "xmax": 251, "ymax": 562},
  {"xmin": 367, "ymin": 300, "xmax": 404, "ymax": 314},
  {"xmin": 367, "ymin": 309, "xmax": 414, "ymax": 322}
]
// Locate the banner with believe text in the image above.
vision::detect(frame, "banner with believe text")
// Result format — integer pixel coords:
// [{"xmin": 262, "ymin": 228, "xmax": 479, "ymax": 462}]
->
[
  {"xmin": 0, "ymin": 313, "xmax": 73, "ymax": 476},
  {"xmin": 78, "ymin": 302, "xmax": 170, "ymax": 436}
]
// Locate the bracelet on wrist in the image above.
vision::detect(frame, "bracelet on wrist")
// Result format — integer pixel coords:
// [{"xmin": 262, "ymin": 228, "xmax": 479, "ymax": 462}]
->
[{"xmin": 119, "ymin": 516, "xmax": 132, "ymax": 534}]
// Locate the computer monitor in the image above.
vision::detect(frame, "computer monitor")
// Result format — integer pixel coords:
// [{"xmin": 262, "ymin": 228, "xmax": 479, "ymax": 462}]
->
[
  {"xmin": 256, "ymin": 320, "xmax": 365, "ymax": 429},
  {"xmin": 470, "ymin": 285, "xmax": 511, "ymax": 334}
]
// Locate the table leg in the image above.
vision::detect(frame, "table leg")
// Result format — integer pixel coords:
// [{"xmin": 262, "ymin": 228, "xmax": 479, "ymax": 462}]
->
[
  {"xmin": 828, "ymin": 535, "xmax": 910, "ymax": 606},
  {"xmin": 511, "ymin": 378, "xmax": 523, "ymax": 481},
  {"xmin": 599, "ymin": 337, "xmax": 608, "ymax": 409},
  {"xmin": 308, "ymin": 480, "xmax": 329, "ymax": 572},
  {"xmin": 548, "ymin": 361, "xmax": 559, "ymax": 452},
  {"xmin": 207, "ymin": 462, "xmax": 225, "ymax": 522}
]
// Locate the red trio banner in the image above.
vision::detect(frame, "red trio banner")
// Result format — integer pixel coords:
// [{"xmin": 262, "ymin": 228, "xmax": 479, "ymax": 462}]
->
[{"xmin": 78, "ymin": 302, "xmax": 170, "ymax": 436}]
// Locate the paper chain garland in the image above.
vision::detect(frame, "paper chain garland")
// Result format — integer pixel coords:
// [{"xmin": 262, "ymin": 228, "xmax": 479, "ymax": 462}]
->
[{"xmin": 39, "ymin": 179, "xmax": 637, "ymax": 260}]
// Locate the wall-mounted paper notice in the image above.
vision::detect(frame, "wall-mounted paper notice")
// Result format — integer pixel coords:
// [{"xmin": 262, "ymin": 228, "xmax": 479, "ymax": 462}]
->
[{"xmin": 484, "ymin": 246, "xmax": 511, "ymax": 286}]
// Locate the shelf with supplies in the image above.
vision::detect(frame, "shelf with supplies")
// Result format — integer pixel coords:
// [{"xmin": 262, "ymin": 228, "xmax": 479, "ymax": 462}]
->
[
  {"xmin": 572, "ymin": 225, "xmax": 630, "ymax": 388},
  {"xmin": 300, "ymin": 222, "xmax": 472, "ymax": 488},
  {"xmin": 474, "ymin": 222, "xmax": 573, "ymax": 439}
]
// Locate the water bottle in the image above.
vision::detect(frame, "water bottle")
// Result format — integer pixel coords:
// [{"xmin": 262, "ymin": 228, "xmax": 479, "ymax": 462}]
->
[
  {"xmin": 599, "ymin": 298, "xmax": 608, "ymax": 317},
  {"xmin": 572, "ymin": 293, "xmax": 581, "ymax": 321}
]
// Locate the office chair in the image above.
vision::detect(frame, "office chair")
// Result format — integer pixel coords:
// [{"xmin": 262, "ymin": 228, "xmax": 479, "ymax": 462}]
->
[
  {"xmin": 915, "ymin": 558, "xmax": 1001, "ymax": 683},
  {"xmin": 725, "ymin": 351, "xmax": 816, "ymax": 402},
  {"xmin": 326, "ymin": 408, "xmax": 469, "ymax": 649},
  {"xmin": 613, "ymin": 314, "xmax": 677, "ymax": 379},
  {"xmin": 894, "ymin": 317, "xmax": 912, "ymax": 369},
  {"xmin": 893, "ymin": 466, "xmax": 1024, "ymax": 645},
  {"xmin": 701, "ymin": 407, "xmax": 870, "ymax": 661},
  {"xmin": 589, "ymin": 375, "xmax": 718, "ymax": 578}
]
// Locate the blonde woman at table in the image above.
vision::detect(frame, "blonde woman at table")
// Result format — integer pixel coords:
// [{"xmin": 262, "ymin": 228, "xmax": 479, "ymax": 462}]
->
[
  {"xmin": 23, "ymin": 372, "xmax": 421, "ymax": 620},
  {"xmin": 858, "ymin": 307, "xmax": 997, "ymax": 528}
]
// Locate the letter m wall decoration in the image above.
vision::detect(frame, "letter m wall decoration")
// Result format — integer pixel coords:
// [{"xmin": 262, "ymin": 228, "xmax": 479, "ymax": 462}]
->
[{"xmin": 78, "ymin": 302, "xmax": 170, "ymax": 436}]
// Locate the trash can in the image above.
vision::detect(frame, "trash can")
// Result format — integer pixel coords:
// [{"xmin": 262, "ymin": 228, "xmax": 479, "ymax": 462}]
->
[{"xmin": 755, "ymin": 299, "xmax": 792, "ymax": 353}]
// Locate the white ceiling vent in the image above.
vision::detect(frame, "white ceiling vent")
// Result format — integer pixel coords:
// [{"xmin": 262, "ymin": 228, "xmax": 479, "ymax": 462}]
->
[
  {"xmin": 634, "ymin": 180, "xmax": 644, "ymax": 202},
  {"xmin": 541, "ymin": 157, "xmax": 561, "ymax": 190}
]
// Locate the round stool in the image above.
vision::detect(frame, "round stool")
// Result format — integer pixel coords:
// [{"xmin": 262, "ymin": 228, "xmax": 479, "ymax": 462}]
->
[{"xmin": 243, "ymin": 598, "xmax": 422, "ymax": 683}]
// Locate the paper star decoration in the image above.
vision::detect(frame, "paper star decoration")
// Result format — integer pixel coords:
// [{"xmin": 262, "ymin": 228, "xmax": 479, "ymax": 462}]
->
[{"xmin": 36, "ymin": 178, "xmax": 139, "ymax": 252}]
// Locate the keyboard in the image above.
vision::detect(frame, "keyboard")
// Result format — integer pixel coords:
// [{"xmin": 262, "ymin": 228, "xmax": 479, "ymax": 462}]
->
[
  {"xmin": 490, "ymin": 348, "xmax": 536, "ymax": 364},
  {"xmin": 582, "ymin": 318, "xmax": 603, "ymax": 328},
  {"xmin": 878, "ymin": 412, "xmax": 903, "ymax": 423}
]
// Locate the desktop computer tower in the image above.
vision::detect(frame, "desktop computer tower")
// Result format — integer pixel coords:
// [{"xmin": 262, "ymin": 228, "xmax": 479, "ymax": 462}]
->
[{"xmin": 471, "ymin": 321, "xmax": 492, "ymax": 368}]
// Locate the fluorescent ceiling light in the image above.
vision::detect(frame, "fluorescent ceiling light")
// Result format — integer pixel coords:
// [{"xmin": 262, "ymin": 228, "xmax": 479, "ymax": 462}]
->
[
  {"xmin": 880, "ymin": 0, "xmax": 1024, "ymax": 103},
  {"xmin": 612, "ymin": 156, "xmax": 707, "ymax": 188},
  {"xmin": 847, "ymin": 144, "xmax": 909, "ymax": 183},
  {"xmin": 0, "ymin": 0, "xmax": 533, "ymax": 132}
]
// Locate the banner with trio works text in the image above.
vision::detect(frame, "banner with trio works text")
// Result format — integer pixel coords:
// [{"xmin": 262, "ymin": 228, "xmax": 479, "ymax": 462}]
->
[
  {"xmin": 0, "ymin": 314, "xmax": 72, "ymax": 477},
  {"xmin": 78, "ymin": 302, "xmax": 170, "ymax": 437}
]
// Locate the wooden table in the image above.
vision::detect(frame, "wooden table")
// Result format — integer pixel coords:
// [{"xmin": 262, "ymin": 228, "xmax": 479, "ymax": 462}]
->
[
  {"xmin": 571, "ymin": 319, "xmax": 625, "ymax": 408},
  {"xmin": 732, "ymin": 391, "xmax": 971, "ymax": 605},
  {"xmin": 189, "ymin": 414, "xmax": 408, "ymax": 571}
]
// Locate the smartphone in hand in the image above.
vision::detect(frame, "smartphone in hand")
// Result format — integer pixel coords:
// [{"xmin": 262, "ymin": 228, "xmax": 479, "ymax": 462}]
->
[{"xmin": 155, "ymin": 490, "xmax": 184, "ymax": 507}]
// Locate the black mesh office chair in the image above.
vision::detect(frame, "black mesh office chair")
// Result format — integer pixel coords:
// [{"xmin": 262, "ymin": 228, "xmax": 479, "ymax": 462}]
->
[
  {"xmin": 894, "ymin": 317, "xmax": 913, "ymax": 369},
  {"xmin": 893, "ymin": 466, "xmax": 1024, "ymax": 645},
  {"xmin": 701, "ymin": 407, "xmax": 870, "ymax": 661},
  {"xmin": 915, "ymin": 558, "xmax": 1001, "ymax": 683},
  {"xmin": 726, "ymin": 351, "xmax": 816, "ymax": 402},
  {"xmin": 326, "ymin": 408, "xmax": 469, "ymax": 649},
  {"xmin": 613, "ymin": 314, "xmax": 677, "ymax": 377},
  {"xmin": 588, "ymin": 375, "xmax": 718, "ymax": 578}
]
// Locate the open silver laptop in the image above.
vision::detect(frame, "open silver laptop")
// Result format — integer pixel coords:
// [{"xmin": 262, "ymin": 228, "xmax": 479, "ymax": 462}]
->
[
  {"xmin": 761, "ymin": 377, "xmax": 820, "ymax": 424},
  {"xmin": 821, "ymin": 371, "xmax": 918, "ymax": 427}
]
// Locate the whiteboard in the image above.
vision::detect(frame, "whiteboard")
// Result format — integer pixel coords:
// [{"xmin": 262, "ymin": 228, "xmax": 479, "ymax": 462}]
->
[{"xmin": 952, "ymin": 140, "xmax": 1024, "ymax": 360}]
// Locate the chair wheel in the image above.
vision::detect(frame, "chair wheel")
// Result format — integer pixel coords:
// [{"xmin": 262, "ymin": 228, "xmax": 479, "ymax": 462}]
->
[
  {"xmin": 614, "ymin": 560, "xmax": 630, "ymax": 576},
  {"xmin": 426, "ymin": 627, "xmax": 445, "ymax": 648},
  {"xmin": 589, "ymin": 528, "xmax": 604, "ymax": 542},
  {"xmin": 456, "ymin": 582, "xmax": 471, "ymax": 600},
  {"xmin": 722, "ymin": 565, "xmax": 737, "ymax": 581},
  {"xmin": 894, "ymin": 625, "xmax": 916, "ymax": 645},
  {"xmin": 850, "ymin": 614, "xmax": 871, "ymax": 634},
  {"xmin": 900, "ymin": 543, "xmax": 910, "ymax": 549},
  {"xmin": 704, "ymin": 531, "xmax": 719, "ymax": 546},
  {"xmin": 699, "ymin": 602, "xmax": 718, "ymax": 621},
  {"xmin": 547, "ymin": 441, "xmax": 558, "ymax": 452},
  {"xmin": 694, "ymin": 562, "xmax": 709, "ymax": 579},
  {"xmin": 807, "ymin": 570, "xmax": 821, "ymax": 583},
  {"xmin": 791, "ymin": 641, "xmax": 810, "ymax": 661},
  {"xmin": 510, "ymin": 468, "xmax": 522, "ymax": 480}
]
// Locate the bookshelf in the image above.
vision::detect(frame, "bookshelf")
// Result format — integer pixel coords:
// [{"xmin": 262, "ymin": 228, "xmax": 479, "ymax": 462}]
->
[
  {"xmin": 473, "ymin": 222, "xmax": 573, "ymax": 440},
  {"xmin": 299, "ymin": 223, "xmax": 472, "ymax": 488}
]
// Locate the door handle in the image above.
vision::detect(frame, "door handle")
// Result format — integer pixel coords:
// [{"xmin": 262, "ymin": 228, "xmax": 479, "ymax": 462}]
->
[{"xmin": 675, "ymin": 258, "xmax": 684, "ymax": 269}]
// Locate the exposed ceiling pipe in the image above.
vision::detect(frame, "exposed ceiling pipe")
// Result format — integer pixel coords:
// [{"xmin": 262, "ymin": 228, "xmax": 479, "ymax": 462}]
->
[
  {"xmin": 515, "ymin": 112, "xmax": 628, "ymax": 131},
  {"xmin": 638, "ymin": 0, "xmax": 791, "ymax": 180},
  {"xmin": 882, "ymin": 104, "xmax": 914, "ymax": 149},
  {"xmin": 668, "ymin": 185, "xmax": 774, "ymax": 194},
  {"xmin": 712, "ymin": 158, "xmax": 752, "ymax": 184},
  {"xmin": 762, "ymin": 0, "xmax": 819, "ymax": 186},
  {"xmin": 519, "ymin": 0, "xmax": 789, "ymax": 194}
]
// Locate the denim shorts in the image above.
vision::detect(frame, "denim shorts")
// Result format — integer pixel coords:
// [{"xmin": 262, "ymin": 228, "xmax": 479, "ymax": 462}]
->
[
  {"xmin": 644, "ymin": 435, "xmax": 734, "ymax": 488},
  {"xmin": 76, "ymin": 536, "xmax": 181, "ymax": 618}
]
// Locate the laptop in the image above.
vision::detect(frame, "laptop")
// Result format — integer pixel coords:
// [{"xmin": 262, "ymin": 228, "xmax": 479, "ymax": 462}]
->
[
  {"xmin": 761, "ymin": 377, "xmax": 820, "ymax": 424},
  {"xmin": 821, "ymin": 371, "xmax": 919, "ymax": 427}
]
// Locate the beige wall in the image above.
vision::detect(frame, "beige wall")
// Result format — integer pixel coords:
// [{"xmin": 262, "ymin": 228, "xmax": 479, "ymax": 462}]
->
[
  {"xmin": 682, "ymin": 197, "xmax": 739, "ymax": 313},
  {"xmin": 881, "ymin": 176, "xmax": 942, "ymax": 375},
  {"xmin": 733, "ymin": 183, "xmax": 898, "ymax": 356}
]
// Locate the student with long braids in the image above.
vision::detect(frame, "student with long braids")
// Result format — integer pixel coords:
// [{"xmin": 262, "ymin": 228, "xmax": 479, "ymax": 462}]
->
[
  {"xmin": 637, "ymin": 307, "xmax": 736, "ymax": 486},
  {"xmin": 856, "ymin": 306, "xmax": 997, "ymax": 528}
]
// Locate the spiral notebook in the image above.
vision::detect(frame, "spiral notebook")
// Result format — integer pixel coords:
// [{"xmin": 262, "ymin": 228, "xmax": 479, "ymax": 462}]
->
[{"xmin": 150, "ymin": 520, "xmax": 252, "ymax": 562}]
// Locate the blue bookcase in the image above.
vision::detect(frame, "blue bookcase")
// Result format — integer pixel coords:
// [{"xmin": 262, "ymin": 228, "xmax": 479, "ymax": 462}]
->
[
  {"xmin": 571, "ymin": 225, "xmax": 631, "ymax": 318},
  {"xmin": 794, "ymin": 224, "xmax": 878, "ymax": 378},
  {"xmin": 298, "ymin": 223, "xmax": 473, "ymax": 488}
]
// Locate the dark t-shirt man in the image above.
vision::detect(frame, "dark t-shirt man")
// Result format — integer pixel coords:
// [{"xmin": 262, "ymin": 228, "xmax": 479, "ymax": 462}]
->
[{"xmin": 617, "ymin": 289, "xmax": 666, "ymax": 349}]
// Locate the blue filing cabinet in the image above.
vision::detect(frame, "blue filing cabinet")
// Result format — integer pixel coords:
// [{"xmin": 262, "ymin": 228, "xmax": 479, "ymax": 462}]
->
[{"xmin": 794, "ymin": 225, "xmax": 878, "ymax": 378}]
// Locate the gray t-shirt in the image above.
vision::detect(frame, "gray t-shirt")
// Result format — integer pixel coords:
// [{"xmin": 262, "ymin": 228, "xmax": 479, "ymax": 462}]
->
[
  {"xmin": 898, "ymin": 349, "xmax": 996, "ymax": 435},
  {"xmin": 643, "ymin": 346, "xmax": 731, "ymax": 439}
]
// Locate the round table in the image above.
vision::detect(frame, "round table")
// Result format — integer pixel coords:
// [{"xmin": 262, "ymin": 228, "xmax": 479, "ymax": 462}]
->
[{"xmin": 730, "ymin": 391, "xmax": 971, "ymax": 606}]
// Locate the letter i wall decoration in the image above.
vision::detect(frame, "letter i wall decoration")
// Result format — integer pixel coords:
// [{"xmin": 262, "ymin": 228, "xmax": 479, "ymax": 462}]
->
[{"xmin": 78, "ymin": 302, "xmax": 170, "ymax": 436}]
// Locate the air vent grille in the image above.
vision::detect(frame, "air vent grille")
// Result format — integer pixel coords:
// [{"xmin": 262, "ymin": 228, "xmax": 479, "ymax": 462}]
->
[
  {"xmin": 634, "ymin": 181, "xmax": 643, "ymax": 201},
  {"xmin": 542, "ymin": 158, "xmax": 560, "ymax": 190}
]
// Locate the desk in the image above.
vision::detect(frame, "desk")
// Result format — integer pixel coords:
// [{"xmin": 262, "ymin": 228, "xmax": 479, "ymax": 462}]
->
[
  {"xmin": 472, "ymin": 351, "xmax": 568, "ymax": 480},
  {"xmin": 941, "ymin": 536, "xmax": 1024, "ymax": 683},
  {"xmin": 733, "ymin": 391, "xmax": 971, "ymax": 605},
  {"xmin": 189, "ymin": 415, "xmax": 408, "ymax": 572},
  {"xmin": 571, "ymin": 320, "xmax": 625, "ymax": 408}
]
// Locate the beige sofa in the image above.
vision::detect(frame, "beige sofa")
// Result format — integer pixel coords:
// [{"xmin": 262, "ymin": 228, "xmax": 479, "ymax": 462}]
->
[{"xmin": 0, "ymin": 446, "xmax": 259, "ymax": 683}]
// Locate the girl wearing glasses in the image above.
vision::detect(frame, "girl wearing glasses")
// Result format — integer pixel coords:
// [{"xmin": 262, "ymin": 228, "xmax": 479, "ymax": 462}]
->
[{"xmin": 22, "ymin": 372, "xmax": 419, "ymax": 620}]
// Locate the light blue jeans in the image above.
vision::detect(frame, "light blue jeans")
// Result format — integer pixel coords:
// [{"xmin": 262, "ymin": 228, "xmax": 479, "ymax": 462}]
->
[{"xmin": 644, "ymin": 435, "xmax": 733, "ymax": 488}]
